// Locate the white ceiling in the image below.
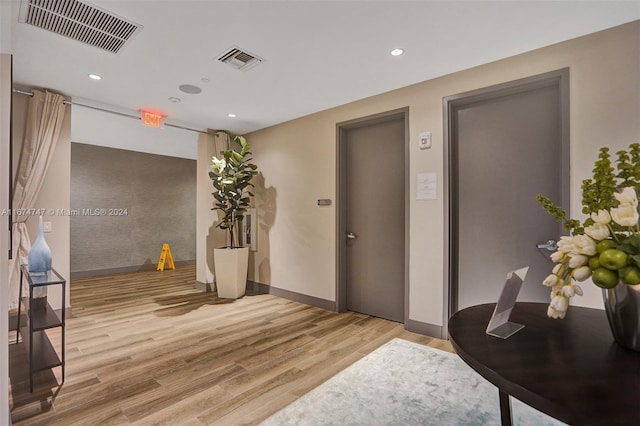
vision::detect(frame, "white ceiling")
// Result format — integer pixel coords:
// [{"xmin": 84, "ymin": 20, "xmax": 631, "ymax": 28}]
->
[{"xmin": 7, "ymin": 0, "xmax": 640, "ymax": 134}]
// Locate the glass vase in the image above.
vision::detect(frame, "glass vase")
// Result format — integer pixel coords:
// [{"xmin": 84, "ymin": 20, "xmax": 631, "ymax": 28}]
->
[{"xmin": 602, "ymin": 282, "xmax": 640, "ymax": 352}]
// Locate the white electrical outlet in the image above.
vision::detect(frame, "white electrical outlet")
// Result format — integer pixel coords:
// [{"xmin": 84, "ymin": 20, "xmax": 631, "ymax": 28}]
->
[{"xmin": 43, "ymin": 221, "xmax": 52, "ymax": 233}]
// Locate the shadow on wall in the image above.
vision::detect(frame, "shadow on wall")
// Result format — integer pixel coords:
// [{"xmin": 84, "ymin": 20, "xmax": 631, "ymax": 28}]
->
[
  {"xmin": 138, "ymin": 257, "xmax": 154, "ymax": 271},
  {"xmin": 253, "ymin": 172, "xmax": 277, "ymax": 284}
]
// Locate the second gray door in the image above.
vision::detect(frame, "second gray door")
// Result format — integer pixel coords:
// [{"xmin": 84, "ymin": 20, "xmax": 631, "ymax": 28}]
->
[
  {"xmin": 344, "ymin": 115, "xmax": 405, "ymax": 322},
  {"xmin": 450, "ymin": 73, "xmax": 567, "ymax": 312}
]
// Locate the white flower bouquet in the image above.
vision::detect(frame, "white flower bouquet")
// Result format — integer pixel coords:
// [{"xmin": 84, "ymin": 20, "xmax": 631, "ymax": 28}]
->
[{"xmin": 537, "ymin": 143, "xmax": 640, "ymax": 318}]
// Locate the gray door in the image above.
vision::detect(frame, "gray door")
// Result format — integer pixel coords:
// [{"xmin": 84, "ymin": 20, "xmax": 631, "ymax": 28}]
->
[
  {"xmin": 450, "ymin": 71, "xmax": 568, "ymax": 312},
  {"xmin": 342, "ymin": 114, "xmax": 405, "ymax": 322}
]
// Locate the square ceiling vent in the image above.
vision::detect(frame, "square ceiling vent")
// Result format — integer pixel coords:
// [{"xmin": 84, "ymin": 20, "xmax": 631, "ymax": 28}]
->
[
  {"xmin": 217, "ymin": 46, "xmax": 264, "ymax": 72},
  {"xmin": 19, "ymin": 0, "xmax": 142, "ymax": 54}
]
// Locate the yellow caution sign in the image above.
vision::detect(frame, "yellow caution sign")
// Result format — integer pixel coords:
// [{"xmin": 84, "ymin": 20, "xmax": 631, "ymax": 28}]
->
[{"xmin": 157, "ymin": 243, "xmax": 175, "ymax": 271}]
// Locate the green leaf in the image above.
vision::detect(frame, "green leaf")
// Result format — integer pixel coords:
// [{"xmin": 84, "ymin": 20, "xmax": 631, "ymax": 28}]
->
[
  {"xmin": 625, "ymin": 236, "xmax": 640, "ymax": 249},
  {"xmin": 617, "ymin": 244, "xmax": 636, "ymax": 254}
]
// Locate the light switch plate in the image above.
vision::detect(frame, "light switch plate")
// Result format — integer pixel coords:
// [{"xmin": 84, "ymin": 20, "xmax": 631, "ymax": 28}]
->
[{"xmin": 43, "ymin": 221, "xmax": 52, "ymax": 233}]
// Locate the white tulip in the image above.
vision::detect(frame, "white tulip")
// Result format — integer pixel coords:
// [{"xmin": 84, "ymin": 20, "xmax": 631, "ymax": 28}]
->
[
  {"xmin": 552, "ymin": 263, "xmax": 565, "ymax": 275},
  {"xmin": 591, "ymin": 209, "xmax": 611, "ymax": 225},
  {"xmin": 551, "ymin": 281, "xmax": 564, "ymax": 294},
  {"xmin": 572, "ymin": 266, "xmax": 592, "ymax": 282},
  {"xmin": 556, "ymin": 236, "xmax": 576, "ymax": 253},
  {"xmin": 543, "ymin": 274, "xmax": 559, "ymax": 287},
  {"xmin": 571, "ymin": 235, "xmax": 597, "ymax": 256},
  {"xmin": 547, "ymin": 304, "xmax": 567, "ymax": 319},
  {"xmin": 561, "ymin": 284, "xmax": 575, "ymax": 298},
  {"xmin": 584, "ymin": 223, "xmax": 610, "ymax": 241},
  {"xmin": 568, "ymin": 254, "xmax": 589, "ymax": 268},
  {"xmin": 573, "ymin": 284, "xmax": 584, "ymax": 296},
  {"xmin": 550, "ymin": 294, "xmax": 569, "ymax": 313},
  {"xmin": 550, "ymin": 251, "xmax": 565, "ymax": 263},
  {"xmin": 611, "ymin": 204, "xmax": 639, "ymax": 227},
  {"xmin": 614, "ymin": 187, "xmax": 638, "ymax": 206},
  {"xmin": 561, "ymin": 283, "xmax": 584, "ymax": 298}
]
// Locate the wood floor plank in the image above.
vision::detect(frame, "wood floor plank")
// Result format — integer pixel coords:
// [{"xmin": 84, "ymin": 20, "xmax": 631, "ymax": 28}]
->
[{"xmin": 9, "ymin": 264, "xmax": 453, "ymax": 425}]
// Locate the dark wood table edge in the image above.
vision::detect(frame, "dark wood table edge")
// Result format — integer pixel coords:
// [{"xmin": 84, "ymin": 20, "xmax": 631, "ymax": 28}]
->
[
  {"xmin": 447, "ymin": 303, "xmax": 582, "ymax": 425},
  {"xmin": 449, "ymin": 302, "xmax": 640, "ymax": 425},
  {"xmin": 448, "ymin": 331, "xmax": 567, "ymax": 425}
]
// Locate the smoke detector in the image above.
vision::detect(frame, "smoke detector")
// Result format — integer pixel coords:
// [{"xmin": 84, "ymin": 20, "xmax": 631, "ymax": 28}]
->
[
  {"xmin": 19, "ymin": 0, "xmax": 142, "ymax": 54},
  {"xmin": 217, "ymin": 46, "xmax": 264, "ymax": 72}
]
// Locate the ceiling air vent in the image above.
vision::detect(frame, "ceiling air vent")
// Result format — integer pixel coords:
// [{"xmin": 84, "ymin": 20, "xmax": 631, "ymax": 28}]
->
[
  {"xmin": 217, "ymin": 46, "xmax": 264, "ymax": 72},
  {"xmin": 19, "ymin": 0, "xmax": 142, "ymax": 54}
]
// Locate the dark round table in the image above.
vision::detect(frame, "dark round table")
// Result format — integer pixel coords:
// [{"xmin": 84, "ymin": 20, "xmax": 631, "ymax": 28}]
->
[{"xmin": 448, "ymin": 302, "xmax": 640, "ymax": 425}]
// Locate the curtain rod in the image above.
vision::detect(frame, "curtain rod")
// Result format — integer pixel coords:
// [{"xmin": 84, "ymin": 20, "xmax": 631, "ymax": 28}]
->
[{"xmin": 12, "ymin": 88, "xmax": 207, "ymax": 135}]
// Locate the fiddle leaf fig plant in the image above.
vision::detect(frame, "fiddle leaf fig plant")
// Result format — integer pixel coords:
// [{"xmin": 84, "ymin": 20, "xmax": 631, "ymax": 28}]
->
[{"xmin": 209, "ymin": 135, "xmax": 258, "ymax": 248}]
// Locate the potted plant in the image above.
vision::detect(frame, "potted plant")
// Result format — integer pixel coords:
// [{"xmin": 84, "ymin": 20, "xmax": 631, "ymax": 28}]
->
[
  {"xmin": 537, "ymin": 142, "xmax": 640, "ymax": 351},
  {"xmin": 209, "ymin": 135, "xmax": 258, "ymax": 298}
]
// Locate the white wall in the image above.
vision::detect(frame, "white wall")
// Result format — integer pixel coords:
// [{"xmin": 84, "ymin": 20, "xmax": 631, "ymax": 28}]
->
[
  {"xmin": 71, "ymin": 104, "xmax": 198, "ymax": 160},
  {"xmin": 245, "ymin": 21, "xmax": 640, "ymax": 328},
  {"xmin": 0, "ymin": 0, "xmax": 11, "ymax": 54}
]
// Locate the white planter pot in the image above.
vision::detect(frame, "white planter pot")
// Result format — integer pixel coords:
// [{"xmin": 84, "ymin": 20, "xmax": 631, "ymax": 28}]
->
[{"xmin": 213, "ymin": 246, "xmax": 249, "ymax": 299}]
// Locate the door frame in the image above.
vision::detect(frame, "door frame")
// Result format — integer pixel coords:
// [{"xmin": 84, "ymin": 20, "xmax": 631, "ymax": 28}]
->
[
  {"xmin": 442, "ymin": 68, "xmax": 570, "ymax": 337},
  {"xmin": 336, "ymin": 107, "xmax": 410, "ymax": 324}
]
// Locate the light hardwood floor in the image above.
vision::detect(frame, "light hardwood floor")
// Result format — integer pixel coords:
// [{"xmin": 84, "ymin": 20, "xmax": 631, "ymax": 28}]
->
[{"xmin": 9, "ymin": 265, "xmax": 453, "ymax": 425}]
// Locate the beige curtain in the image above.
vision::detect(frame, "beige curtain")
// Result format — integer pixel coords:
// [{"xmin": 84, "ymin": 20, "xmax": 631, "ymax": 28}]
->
[{"xmin": 7, "ymin": 90, "xmax": 66, "ymax": 309}]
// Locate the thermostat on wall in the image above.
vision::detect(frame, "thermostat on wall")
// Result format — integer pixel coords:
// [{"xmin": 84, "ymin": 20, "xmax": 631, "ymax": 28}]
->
[{"xmin": 419, "ymin": 131, "xmax": 432, "ymax": 150}]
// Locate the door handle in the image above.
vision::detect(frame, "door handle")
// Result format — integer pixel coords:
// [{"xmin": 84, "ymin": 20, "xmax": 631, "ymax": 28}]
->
[
  {"xmin": 347, "ymin": 232, "xmax": 358, "ymax": 240},
  {"xmin": 536, "ymin": 239, "xmax": 558, "ymax": 252}
]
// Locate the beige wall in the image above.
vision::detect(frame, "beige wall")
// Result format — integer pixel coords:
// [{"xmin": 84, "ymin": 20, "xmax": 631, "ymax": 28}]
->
[
  {"xmin": 1, "ymin": 53, "xmax": 12, "ymax": 426},
  {"xmin": 12, "ymin": 91, "xmax": 71, "ymax": 310},
  {"xmin": 197, "ymin": 132, "xmax": 217, "ymax": 286},
  {"xmin": 246, "ymin": 21, "xmax": 640, "ymax": 327}
]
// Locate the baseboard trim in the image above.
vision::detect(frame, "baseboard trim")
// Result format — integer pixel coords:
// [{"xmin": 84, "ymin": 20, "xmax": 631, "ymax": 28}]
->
[
  {"xmin": 250, "ymin": 281, "xmax": 336, "ymax": 311},
  {"xmin": 194, "ymin": 279, "xmax": 336, "ymax": 311},
  {"xmin": 248, "ymin": 280, "xmax": 267, "ymax": 294},
  {"xmin": 195, "ymin": 280, "xmax": 214, "ymax": 292},
  {"xmin": 194, "ymin": 280, "xmax": 256, "ymax": 293},
  {"xmin": 71, "ymin": 260, "xmax": 195, "ymax": 279},
  {"xmin": 406, "ymin": 318, "xmax": 444, "ymax": 339}
]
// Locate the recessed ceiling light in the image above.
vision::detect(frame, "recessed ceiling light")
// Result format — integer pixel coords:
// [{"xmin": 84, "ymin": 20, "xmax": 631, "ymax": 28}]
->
[
  {"xmin": 88, "ymin": 73, "xmax": 102, "ymax": 80},
  {"xmin": 390, "ymin": 48, "xmax": 404, "ymax": 56},
  {"xmin": 168, "ymin": 97, "xmax": 181, "ymax": 103},
  {"xmin": 178, "ymin": 84, "xmax": 202, "ymax": 94},
  {"xmin": 228, "ymin": 113, "xmax": 236, "ymax": 118}
]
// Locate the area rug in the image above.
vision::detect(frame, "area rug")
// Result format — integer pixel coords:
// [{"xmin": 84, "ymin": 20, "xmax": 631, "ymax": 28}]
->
[{"xmin": 260, "ymin": 338, "xmax": 565, "ymax": 426}]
